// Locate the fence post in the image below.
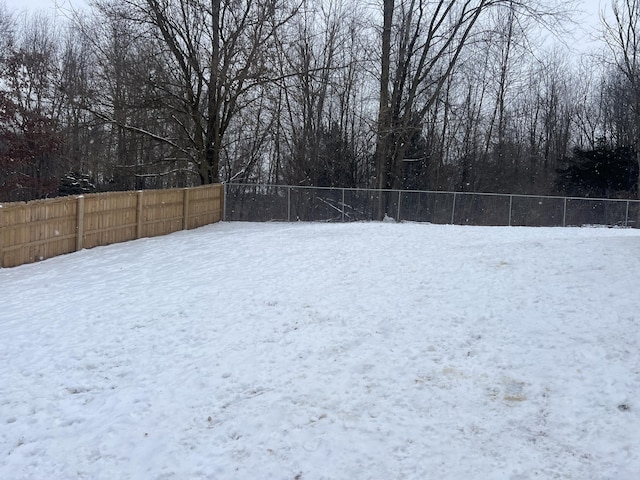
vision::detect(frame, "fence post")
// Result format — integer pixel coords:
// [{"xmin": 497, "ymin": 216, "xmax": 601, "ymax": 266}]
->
[
  {"xmin": 0, "ymin": 204, "xmax": 4, "ymax": 268},
  {"xmin": 183, "ymin": 188, "xmax": 190, "ymax": 230},
  {"xmin": 341, "ymin": 188, "xmax": 345, "ymax": 222},
  {"xmin": 137, "ymin": 191, "xmax": 144, "ymax": 238},
  {"xmin": 287, "ymin": 186, "xmax": 291, "ymax": 222},
  {"xmin": 397, "ymin": 190, "xmax": 402, "ymax": 221},
  {"xmin": 451, "ymin": 192, "xmax": 457, "ymax": 224},
  {"xmin": 562, "ymin": 197, "xmax": 567, "ymax": 227},
  {"xmin": 625, "ymin": 200, "xmax": 630, "ymax": 227},
  {"xmin": 76, "ymin": 196, "xmax": 85, "ymax": 251},
  {"xmin": 222, "ymin": 183, "xmax": 227, "ymax": 221},
  {"xmin": 508, "ymin": 195, "xmax": 513, "ymax": 227}
]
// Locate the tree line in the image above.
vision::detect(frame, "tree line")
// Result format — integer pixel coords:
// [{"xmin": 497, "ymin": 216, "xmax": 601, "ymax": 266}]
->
[{"xmin": 1, "ymin": 0, "xmax": 640, "ymax": 205}]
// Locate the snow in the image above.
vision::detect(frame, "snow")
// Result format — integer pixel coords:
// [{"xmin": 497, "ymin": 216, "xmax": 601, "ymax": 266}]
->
[{"xmin": 1, "ymin": 222, "xmax": 639, "ymax": 479}]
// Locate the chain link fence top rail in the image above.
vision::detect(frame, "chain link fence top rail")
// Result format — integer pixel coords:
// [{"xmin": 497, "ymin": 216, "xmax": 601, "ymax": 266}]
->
[{"xmin": 223, "ymin": 184, "xmax": 640, "ymax": 228}]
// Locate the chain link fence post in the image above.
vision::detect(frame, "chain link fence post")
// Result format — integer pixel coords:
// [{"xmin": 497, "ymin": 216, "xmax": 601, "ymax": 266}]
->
[
  {"xmin": 508, "ymin": 195, "xmax": 513, "ymax": 227},
  {"xmin": 451, "ymin": 192, "xmax": 457, "ymax": 225},
  {"xmin": 625, "ymin": 200, "xmax": 630, "ymax": 227}
]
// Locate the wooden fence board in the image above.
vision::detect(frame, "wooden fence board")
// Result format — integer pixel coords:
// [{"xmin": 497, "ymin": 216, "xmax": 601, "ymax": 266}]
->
[
  {"xmin": 186, "ymin": 184, "xmax": 223, "ymax": 228},
  {"xmin": 83, "ymin": 191, "xmax": 140, "ymax": 249},
  {"xmin": 0, "ymin": 197, "xmax": 77, "ymax": 267},
  {"xmin": 0, "ymin": 184, "xmax": 223, "ymax": 268},
  {"xmin": 140, "ymin": 189, "xmax": 184, "ymax": 238}
]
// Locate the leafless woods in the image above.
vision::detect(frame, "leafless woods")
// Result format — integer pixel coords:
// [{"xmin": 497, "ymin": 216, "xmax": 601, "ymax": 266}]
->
[{"xmin": 0, "ymin": 0, "xmax": 638, "ymax": 202}]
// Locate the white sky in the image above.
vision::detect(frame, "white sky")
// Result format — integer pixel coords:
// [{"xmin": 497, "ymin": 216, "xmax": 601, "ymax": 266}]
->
[
  {"xmin": 0, "ymin": 0, "xmax": 609, "ymax": 21},
  {"xmin": 574, "ymin": 0, "xmax": 607, "ymax": 51},
  {"xmin": 1, "ymin": 0, "xmax": 608, "ymax": 16},
  {"xmin": 0, "ymin": 0, "xmax": 613, "ymax": 54},
  {"xmin": 2, "ymin": 1, "xmax": 609, "ymax": 27},
  {"xmin": 2, "ymin": 0, "xmax": 85, "ymax": 14}
]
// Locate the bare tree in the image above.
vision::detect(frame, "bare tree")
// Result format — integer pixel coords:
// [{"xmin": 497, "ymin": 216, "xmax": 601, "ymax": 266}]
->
[
  {"xmin": 84, "ymin": 0, "xmax": 299, "ymax": 185},
  {"xmin": 0, "ymin": 11, "xmax": 64, "ymax": 201},
  {"xmin": 573, "ymin": 58, "xmax": 608, "ymax": 150},
  {"xmin": 601, "ymin": 0, "xmax": 640, "ymax": 196},
  {"xmin": 373, "ymin": 0, "xmax": 573, "ymax": 215},
  {"xmin": 271, "ymin": 0, "xmax": 371, "ymax": 187}
]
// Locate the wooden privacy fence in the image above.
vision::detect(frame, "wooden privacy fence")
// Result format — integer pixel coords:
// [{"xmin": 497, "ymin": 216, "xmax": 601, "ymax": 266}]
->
[{"xmin": 0, "ymin": 184, "xmax": 223, "ymax": 268}]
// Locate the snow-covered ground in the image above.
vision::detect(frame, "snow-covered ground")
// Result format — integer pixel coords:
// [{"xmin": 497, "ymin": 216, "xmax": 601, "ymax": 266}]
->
[{"xmin": 1, "ymin": 222, "xmax": 639, "ymax": 479}]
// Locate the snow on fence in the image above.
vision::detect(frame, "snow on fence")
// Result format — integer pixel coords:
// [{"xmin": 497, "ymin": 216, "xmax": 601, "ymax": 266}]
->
[
  {"xmin": 0, "ymin": 184, "xmax": 223, "ymax": 268},
  {"xmin": 224, "ymin": 183, "xmax": 640, "ymax": 228}
]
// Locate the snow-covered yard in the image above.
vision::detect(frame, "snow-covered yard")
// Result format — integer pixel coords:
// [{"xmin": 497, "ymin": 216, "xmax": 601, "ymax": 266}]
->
[{"xmin": 1, "ymin": 222, "xmax": 639, "ymax": 479}]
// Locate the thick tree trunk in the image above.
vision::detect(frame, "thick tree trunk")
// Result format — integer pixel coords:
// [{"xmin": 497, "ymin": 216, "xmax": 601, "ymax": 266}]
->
[{"xmin": 374, "ymin": 0, "xmax": 394, "ymax": 219}]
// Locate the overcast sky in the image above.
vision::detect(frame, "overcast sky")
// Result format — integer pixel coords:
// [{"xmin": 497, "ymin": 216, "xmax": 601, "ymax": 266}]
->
[
  {"xmin": 1, "ymin": 0, "xmax": 606, "ymax": 15},
  {"xmin": 1, "ymin": 0, "xmax": 607, "ymax": 19},
  {"xmin": 2, "ymin": 0, "xmax": 85, "ymax": 13},
  {"xmin": 0, "ymin": 0, "xmax": 613, "ymax": 53}
]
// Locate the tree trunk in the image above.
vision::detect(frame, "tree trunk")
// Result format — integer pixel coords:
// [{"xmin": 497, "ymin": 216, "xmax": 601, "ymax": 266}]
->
[{"xmin": 374, "ymin": 0, "xmax": 394, "ymax": 219}]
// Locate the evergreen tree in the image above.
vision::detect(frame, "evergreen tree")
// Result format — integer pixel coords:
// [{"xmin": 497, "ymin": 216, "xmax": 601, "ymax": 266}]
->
[{"xmin": 556, "ymin": 141, "xmax": 638, "ymax": 198}]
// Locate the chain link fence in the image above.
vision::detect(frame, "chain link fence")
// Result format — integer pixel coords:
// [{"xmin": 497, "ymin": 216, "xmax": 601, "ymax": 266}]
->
[{"xmin": 223, "ymin": 184, "xmax": 640, "ymax": 228}]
